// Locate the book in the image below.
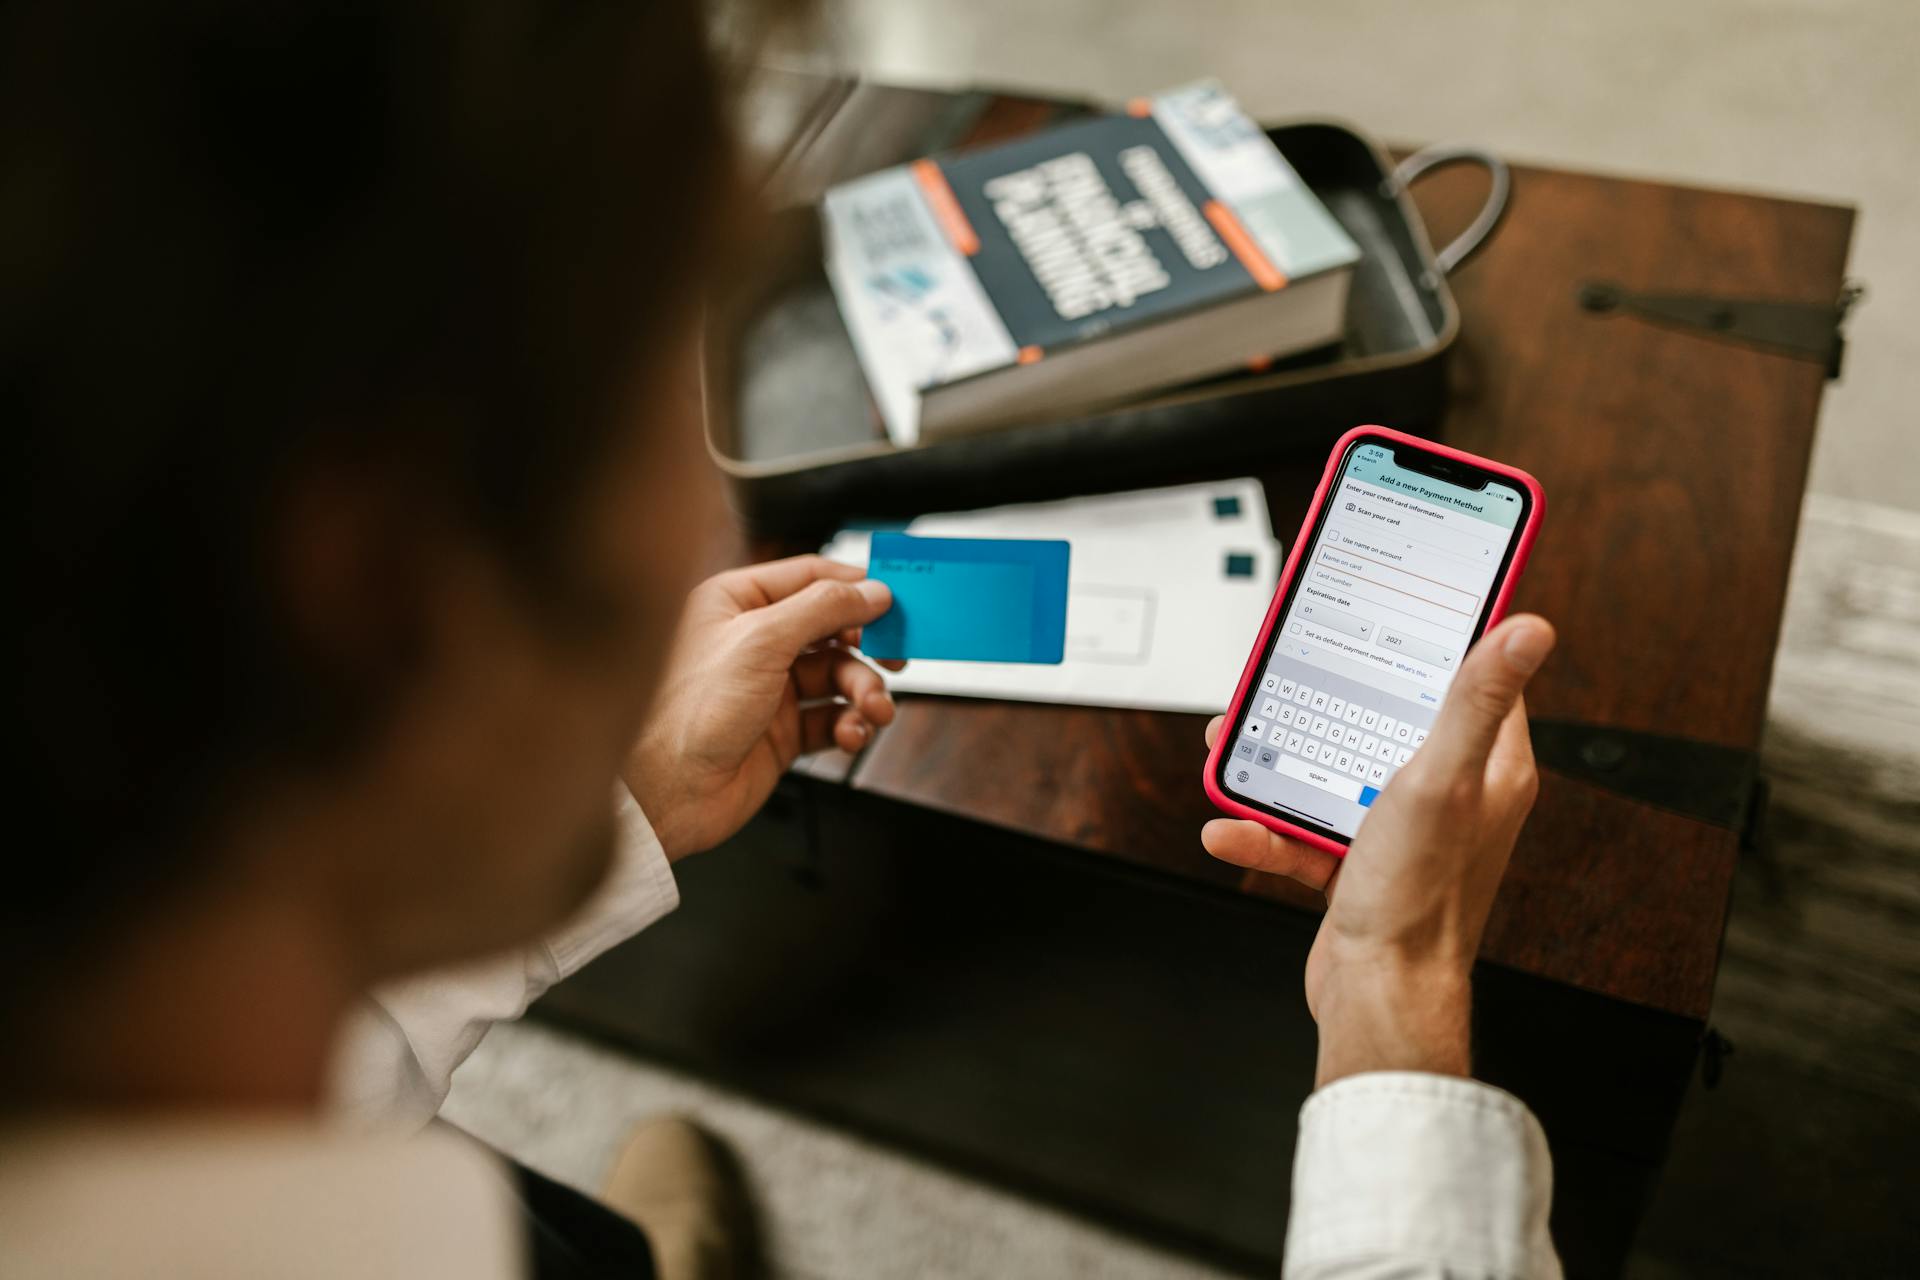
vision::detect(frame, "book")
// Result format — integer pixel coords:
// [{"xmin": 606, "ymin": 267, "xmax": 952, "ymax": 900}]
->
[{"xmin": 820, "ymin": 81, "xmax": 1362, "ymax": 447}]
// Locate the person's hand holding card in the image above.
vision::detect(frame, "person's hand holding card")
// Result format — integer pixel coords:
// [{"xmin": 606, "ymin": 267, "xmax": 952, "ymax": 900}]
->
[
  {"xmin": 627, "ymin": 555, "xmax": 904, "ymax": 861},
  {"xmin": 860, "ymin": 533, "xmax": 1071, "ymax": 664}
]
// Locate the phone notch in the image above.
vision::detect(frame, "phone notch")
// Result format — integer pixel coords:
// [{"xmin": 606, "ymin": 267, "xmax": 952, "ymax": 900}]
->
[{"xmin": 1388, "ymin": 444, "xmax": 1491, "ymax": 491}]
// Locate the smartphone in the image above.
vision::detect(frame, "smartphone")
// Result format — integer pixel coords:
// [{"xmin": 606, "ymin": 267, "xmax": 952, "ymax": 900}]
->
[{"xmin": 1205, "ymin": 425, "xmax": 1544, "ymax": 855}]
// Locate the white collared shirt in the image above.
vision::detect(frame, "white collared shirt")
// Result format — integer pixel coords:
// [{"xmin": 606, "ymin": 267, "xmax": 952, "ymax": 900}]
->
[
  {"xmin": 326, "ymin": 786, "xmax": 681, "ymax": 1132},
  {"xmin": 1285, "ymin": 1072, "xmax": 1561, "ymax": 1279},
  {"xmin": 2, "ymin": 786, "xmax": 1559, "ymax": 1278}
]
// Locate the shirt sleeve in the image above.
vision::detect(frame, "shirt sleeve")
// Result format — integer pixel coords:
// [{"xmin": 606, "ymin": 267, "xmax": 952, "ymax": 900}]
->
[
  {"xmin": 326, "ymin": 785, "xmax": 679, "ymax": 1132},
  {"xmin": 1283, "ymin": 1072, "xmax": 1562, "ymax": 1280}
]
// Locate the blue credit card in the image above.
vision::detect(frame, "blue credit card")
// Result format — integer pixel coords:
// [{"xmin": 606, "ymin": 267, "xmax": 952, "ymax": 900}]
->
[{"xmin": 862, "ymin": 533, "xmax": 1070, "ymax": 664}]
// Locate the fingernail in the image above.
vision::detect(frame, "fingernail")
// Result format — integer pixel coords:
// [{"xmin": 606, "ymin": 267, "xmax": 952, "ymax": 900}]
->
[
  {"xmin": 1502, "ymin": 619, "xmax": 1554, "ymax": 674},
  {"xmin": 858, "ymin": 579, "xmax": 891, "ymax": 608},
  {"xmin": 849, "ymin": 721, "xmax": 869, "ymax": 742}
]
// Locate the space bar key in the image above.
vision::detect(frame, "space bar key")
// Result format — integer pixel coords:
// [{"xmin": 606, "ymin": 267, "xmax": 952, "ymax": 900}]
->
[{"xmin": 1274, "ymin": 752, "xmax": 1363, "ymax": 802}]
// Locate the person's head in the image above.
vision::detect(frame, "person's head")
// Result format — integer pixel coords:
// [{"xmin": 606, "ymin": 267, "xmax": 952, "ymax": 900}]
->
[{"xmin": 10, "ymin": 0, "xmax": 771, "ymax": 1060}]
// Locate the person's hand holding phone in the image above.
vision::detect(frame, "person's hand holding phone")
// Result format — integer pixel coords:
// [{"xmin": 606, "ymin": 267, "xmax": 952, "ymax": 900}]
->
[{"xmin": 1201, "ymin": 613, "xmax": 1556, "ymax": 1087}]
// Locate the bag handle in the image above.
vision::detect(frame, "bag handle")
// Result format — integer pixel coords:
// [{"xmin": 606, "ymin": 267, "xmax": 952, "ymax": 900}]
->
[{"xmin": 1390, "ymin": 145, "xmax": 1511, "ymax": 276}]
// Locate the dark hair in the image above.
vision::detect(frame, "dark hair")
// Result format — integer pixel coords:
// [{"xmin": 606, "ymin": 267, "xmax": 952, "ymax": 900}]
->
[{"xmin": 9, "ymin": 2, "xmax": 747, "ymax": 973}]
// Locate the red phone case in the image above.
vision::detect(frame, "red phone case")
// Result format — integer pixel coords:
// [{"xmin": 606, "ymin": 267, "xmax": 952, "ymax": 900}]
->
[{"xmin": 1203, "ymin": 425, "xmax": 1546, "ymax": 856}]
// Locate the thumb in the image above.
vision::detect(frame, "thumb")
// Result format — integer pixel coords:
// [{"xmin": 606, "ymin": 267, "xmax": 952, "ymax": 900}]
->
[
  {"xmin": 1421, "ymin": 615, "xmax": 1555, "ymax": 779},
  {"xmin": 749, "ymin": 576, "xmax": 892, "ymax": 662}
]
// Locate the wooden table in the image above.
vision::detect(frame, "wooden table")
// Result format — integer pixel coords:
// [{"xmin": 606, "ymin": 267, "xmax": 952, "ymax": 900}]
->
[
  {"xmin": 546, "ymin": 74, "xmax": 1857, "ymax": 1277},
  {"xmin": 825, "ymin": 88, "xmax": 1854, "ymax": 1025}
]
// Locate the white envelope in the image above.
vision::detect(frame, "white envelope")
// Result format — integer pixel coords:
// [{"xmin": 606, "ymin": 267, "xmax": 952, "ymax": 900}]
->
[
  {"xmin": 823, "ymin": 480, "xmax": 1282, "ymax": 713},
  {"xmin": 907, "ymin": 478, "xmax": 1272, "ymax": 543}
]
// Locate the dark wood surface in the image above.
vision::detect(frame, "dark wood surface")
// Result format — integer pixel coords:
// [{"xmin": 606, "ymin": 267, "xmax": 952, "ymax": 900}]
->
[
  {"xmin": 546, "ymin": 776, "xmax": 1704, "ymax": 1277},
  {"xmin": 545, "ymin": 504, "xmax": 1920, "ymax": 1277},
  {"xmin": 748, "ymin": 77, "xmax": 1856, "ymax": 1023},
  {"xmin": 532, "ymin": 75, "xmax": 1874, "ymax": 1275}
]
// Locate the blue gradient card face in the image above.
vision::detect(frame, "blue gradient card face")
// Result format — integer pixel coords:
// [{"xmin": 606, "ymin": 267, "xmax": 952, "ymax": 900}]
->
[{"xmin": 862, "ymin": 533, "xmax": 1070, "ymax": 663}]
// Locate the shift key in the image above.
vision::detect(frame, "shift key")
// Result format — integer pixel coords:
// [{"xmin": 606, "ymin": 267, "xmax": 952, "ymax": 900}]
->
[{"xmin": 1275, "ymin": 751, "xmax": 1363, "ymax": 801}]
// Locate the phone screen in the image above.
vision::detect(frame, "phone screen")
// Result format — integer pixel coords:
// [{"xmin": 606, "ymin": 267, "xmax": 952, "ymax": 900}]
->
[{"xmin": 1220, "ymin": 436, "xmax": 1531, "ymax": 841}]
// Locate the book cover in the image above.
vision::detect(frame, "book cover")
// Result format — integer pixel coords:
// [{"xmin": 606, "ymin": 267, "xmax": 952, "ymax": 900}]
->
[{"xmin": 822, "ymin": 82, "xmax": 1361, "ymax": 445}]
